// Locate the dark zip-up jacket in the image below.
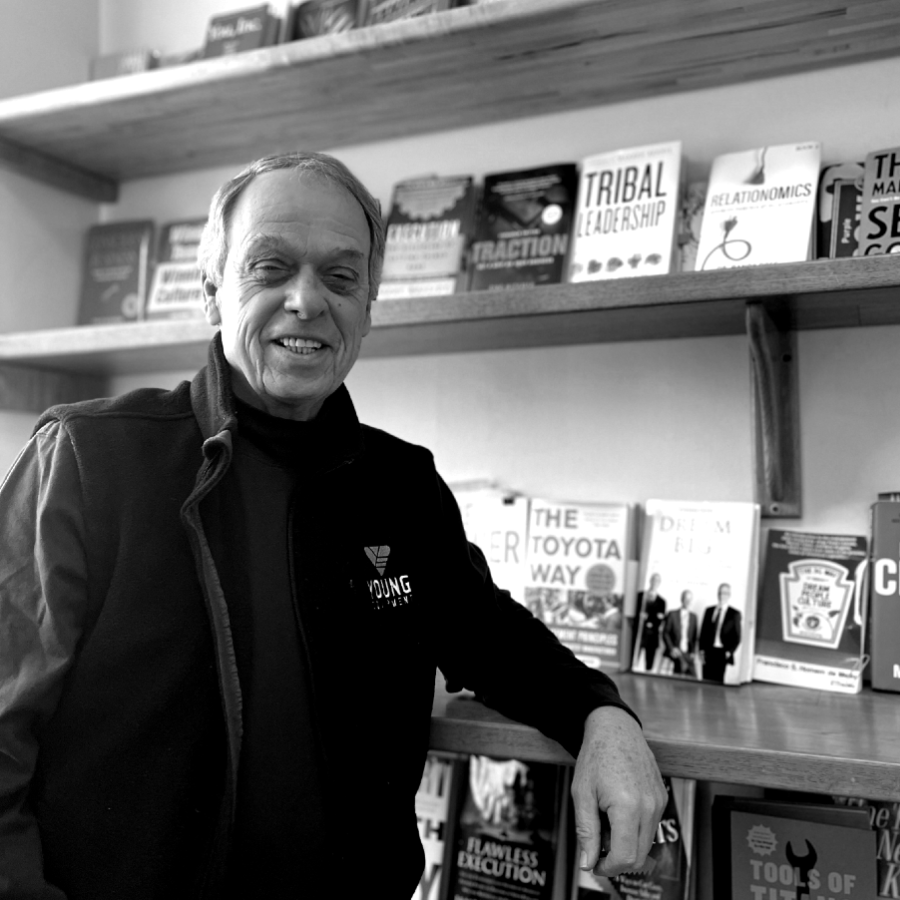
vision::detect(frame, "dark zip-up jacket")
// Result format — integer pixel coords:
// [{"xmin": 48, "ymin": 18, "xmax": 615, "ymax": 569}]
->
[{"xmin": 0, "ymin": 335, "xmax": 635, "ymax": 898}]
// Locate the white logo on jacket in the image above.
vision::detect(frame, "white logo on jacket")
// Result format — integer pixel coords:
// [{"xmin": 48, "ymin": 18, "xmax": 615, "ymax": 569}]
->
[{"xmin": 365, "ymin": 545, "xmax": 413, "ymax": 610}]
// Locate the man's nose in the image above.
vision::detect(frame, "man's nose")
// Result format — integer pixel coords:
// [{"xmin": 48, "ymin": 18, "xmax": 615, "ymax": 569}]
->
[{"xmin": 283, "ymin": 271, "xmax": 327, "ymax": 320}]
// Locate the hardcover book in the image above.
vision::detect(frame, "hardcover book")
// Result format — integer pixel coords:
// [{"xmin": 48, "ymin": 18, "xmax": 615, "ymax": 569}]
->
[
  {"xmin": 858, "ymin": 146, "xmax": 900, "ymax": 256},
  {"xmin": 144, "ymin": 218, "xmax": 208, "ymax": 320},
  {"xmin": 869, "ymin": 500, "xmax": 900, "ymax": 692},
  {"xmin": 753, "ymin": 529, "xmax": 869, "ymax": 694},
  {"xmin": 468, "ymin": 163, "xmax": 579, "ymax": 291},
  {"xmin": 202, "ymin": 4, "xmax": 281, "ymax": 57},
  {"xmin": 378, "ymin": 174, "xmax": 478, "ymax": 299},
  {"xmin": 523, "ymin": 498, "xmax": 637, "ymax": 672},
  {"xmin": 414, "ymin": 752, "xmax": 457, "ymax": 900},
  {"xmin": 573, "ymin": 776, "xmax": 695, "ymax": 900},
  {"xmin": 816, "ymin": 162, "xmax": 864, "ymax": 259},
  {"xmin": 695, "ymin": 141, "xmax": 821, "ymax": 270},
  {"xmin": 568, "ymin": 141, "xmax": 682, "ymax": 281},
  {"xmin": 77, "ymin": 220, "xmax": 155, "ymax": 326},
  {"xmin": 631, "ymin": 499, "xmax": 761, "ymax": 685}
]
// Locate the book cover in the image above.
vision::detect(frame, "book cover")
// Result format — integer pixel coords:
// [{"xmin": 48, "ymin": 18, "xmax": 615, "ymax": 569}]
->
[
  {"xmin": 573, "ymin": 776, "xmax": 695, "ymax": 900},
  {"xmin": 695, "ymin": 141, "xmax": 821, "ymax": 270},
  {"xmin": 869, "ymin": 500, "xmax": 900, "ymax": 692},
  {"xmin": 468, "ymin": 163, "xmax": 579, "ymax": 291},
  {"xmin": 144, "ymin": 218, "xmax": 208, "ymax": 321},
  {"xmin": 816, "ymin": 162, "xmax": 864, "ymax": 259},
  {"xmin": 442, "ymin": 754, "xmax": 566, "ymax": 900},
  {"xmin": 77, "ymin": 220, "xmax": 155, "ymax": 326},
  {"xmin": 414, "ymin": 752, "xmax": 457, "ymax": 900},
  {"xmin": 568, "ymin": 141, "xmax": 682, "ymax": 281},
  {"xmin": 859, "ymin": 146, "xmax": 900, "ymax": 256},
  {"xmin": 360, "ymin": 0, "xmax": 453, "ymax": 26},
  {"xmin": 523, "ymin": 498, "xmax": 637, "ymax": 672},
  {"xmin": 835, "ymin": 796, "xmax": 900, "ymax": 899},
  {"xmin": 631, "ymin": 499, "xmax": 761, "ymax": 685},
  {"xmin": 378, "ymin": 174, "xmax": 478, "ymax": 299},
  {"xmin": 283, "ymin": 0, "xmax": 365, "ymax": 39},
  {"xmin": 90, "ymin": 49, "xmax": 160, "ymax": 81},
  {"xmin": 677, "ymin": 180, "xmax": 707, "ymax": 273},
  {"xmin": 202, "ymin": 4, "xmax": 281, "ymax": 57},
  {"xmin": 753, "ymin": 529, "xmax": 869, "ymax": 695}
]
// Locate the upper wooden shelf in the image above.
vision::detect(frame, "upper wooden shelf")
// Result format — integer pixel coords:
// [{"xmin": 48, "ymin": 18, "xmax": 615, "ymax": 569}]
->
[
  {"xmin": 2, "ymin": 0, "xmax": 900, "ymax": 200},
  {"xmin": 0, "ymin": 255, "xmax": 899, "ymax": 379},
  {"xmin": 431, "ymin": 674, "xmax": 900, "ymax": 801}
]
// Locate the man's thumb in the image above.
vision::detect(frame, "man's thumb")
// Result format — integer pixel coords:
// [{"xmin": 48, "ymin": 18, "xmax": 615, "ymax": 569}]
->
[{"xmin": 574, "ymin": 802, "xmax": 609, "ymax": 871}]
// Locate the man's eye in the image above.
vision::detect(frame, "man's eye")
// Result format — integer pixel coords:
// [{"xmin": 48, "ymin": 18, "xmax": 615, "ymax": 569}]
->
[
  {"xmin": 252, "ymin": 261, "xmax": 288, "ymax": 281},
  {"xmin": 325, "ymin": 270, "xmax": 360, "ymax": 290}
]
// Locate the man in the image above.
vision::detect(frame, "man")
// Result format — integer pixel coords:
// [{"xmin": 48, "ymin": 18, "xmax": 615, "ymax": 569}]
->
[
  {"xmin": 636, "ymin": 572, "xmax": 666, "ymax": 672},
  {"xmin": 699, "ymin": 582, "xmax": 742, "ymax": 683},
  {"xmin": 0, "ymin": 152, "xmax": 665, "ymax": 898},
  {"xmin": 662, "ymin": 589, "xmax": 699, "ymax": 677}
]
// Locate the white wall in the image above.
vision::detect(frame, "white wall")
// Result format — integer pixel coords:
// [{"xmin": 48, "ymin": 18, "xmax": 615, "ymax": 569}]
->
[{"xmin": 4, "ymin": 2, "xmax": 900, "ymax": 538}]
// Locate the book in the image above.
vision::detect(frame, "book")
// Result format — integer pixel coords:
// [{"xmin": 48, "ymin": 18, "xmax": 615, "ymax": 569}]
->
[
  {"xmin": 752, "ymin": 529, "xmax": 869, "ymax": 694},
  {"xmin": 77, "ymin": 220, "xmax": 155, "ymax": 326},
  {"xmin": 695, "ymin": 141, "xmax": 821, "ymax": 270},
  {"xmin": 468, "ymin": 163, "xmax": 579, "ymax": 291},
  {"xmin": 711, "ymin": 795, "xmax": 877, "ymax": 900},
  {"xmin": 89, "ymin": 49, "xmax": 160, "ymax": 80},
  {"xmin": 869, "ymin": 500, "xmax": 900, "ymax": 692},
  {"xmin": 631, "ymin": 499, "xmax": 761, "ymax": 685},
  {"xmin": 201, "ymin": 4, "xmax": 282, "ymax": 57},
  {"xmin": 572, "ymin": 776, "xmax": 695, "ymax": 900},
  {"xmin": 144, "ymin": 218, "xmax": 208, "ymax": 321},
  {"xmin": 378, "ymin": 174, "xmax": 478, "ymax": 299},
  {"xmin": 523, "ymin": 498, "xmax": 637, "ymax": 672},
  {"xmin": 360, "ymin": 0, "xmax": 453, "ymax": 26},
  {"xmin": 816, "ymin": 162, "xmax": 864, "ymax": 259},
  {"xmin": 677, "ymin": 180, "xmax": 707, "ymax": 273},
  {"xmin": 859, "ymin": 146, "xmax": 900, "ymax": 256},
  {"xmin": 282, "ymin": 0, "xmax": 365, "ymax": 38},
  {"xmin": 414, "ymin": 751, "xmax": 457, "ymax": 900},
  {"xmin": 836, "ymin": 796, "xmax": 900, "ymax": 899},
  {"xmin": 568, "ymin": 141, "xmax": 682, "ymax": 281},
  {"xmin": 442, "ymin": 754, "xmax": 567, "ymax": 900}
]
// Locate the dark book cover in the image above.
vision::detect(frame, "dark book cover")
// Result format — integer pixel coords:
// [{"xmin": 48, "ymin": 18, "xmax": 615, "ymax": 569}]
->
[
  {"xmin": 360, "ymin": 0, "xmax": 454, "ymax": 27},
  {"xmin": 859, "ymin": 146, "xmax": 900, "ymax": 256},
  {"xmin": 145, "ymin": 218, "xmax": 207, "ymax": 320},
  {"xmin": 77, "ymin": 220, "xmax": 155, "ymax": 326},
  {"xmin": 869, "ymin": 500, "xmax": 900, "ymax": 692},
  {"xmin": 283, "ymin": 0, "xmax": 365, "ymax": 39},
  {"xmin": 816, "ymin": 162, "xmax": 864, "ymax": 259},
  {"xmin": 202, "ymin": 4, "xmax": 280, "ymax": 57},
  {"xmin": 469, "ymin": 163, "xmax": 578, "ymax": 291}
]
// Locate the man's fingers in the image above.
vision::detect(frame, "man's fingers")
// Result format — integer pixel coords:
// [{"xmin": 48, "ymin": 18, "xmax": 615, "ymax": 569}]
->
[{"xmin": 572, "ymin": 790, "xmax": 603, "ymax": 871}]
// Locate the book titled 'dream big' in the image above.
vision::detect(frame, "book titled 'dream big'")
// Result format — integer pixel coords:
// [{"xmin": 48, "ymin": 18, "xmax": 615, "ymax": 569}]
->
[
  {"xmin": 568, "ymin": 141, "xmax": 682, "ymax": 281},
  {"xmin": 695, "ymin": 141, "xmax": 821, "ymax": 270}
]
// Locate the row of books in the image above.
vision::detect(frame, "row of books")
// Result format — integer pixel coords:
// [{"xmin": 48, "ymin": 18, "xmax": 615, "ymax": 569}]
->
[
  {"xmin": 452, "ymin": 483, "xmax": 900, "ymax": 697},
  {"xmin": 415, "ymin": 751, "xmax": 893, "ymax": 900}
]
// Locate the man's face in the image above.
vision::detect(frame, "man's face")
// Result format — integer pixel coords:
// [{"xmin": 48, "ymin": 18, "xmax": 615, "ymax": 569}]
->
[
  {"xmin": 681, "ymin": 591, "xmax": 692, "ymax": 609},
  {"xmin": 203, "ymin": 169, "xmax": 372, "ymax": 420},
  {"xmin": 718, "ymin": 584, "xmax": 731, "ymax": 605}
]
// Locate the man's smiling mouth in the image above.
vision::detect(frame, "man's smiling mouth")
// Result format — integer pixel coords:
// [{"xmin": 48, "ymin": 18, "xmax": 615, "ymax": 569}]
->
[{"xmin": 276, "ymin": 337, "xmax": 324, "ymax": 355}]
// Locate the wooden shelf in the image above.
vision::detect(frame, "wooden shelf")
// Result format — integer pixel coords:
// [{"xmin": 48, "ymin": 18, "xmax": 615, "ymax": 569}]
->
[
  {"xmin": 431, "ymin": 674, "xmax": 900, "ymax": 801},
  {"xmin": 1, "ymin": 255, "xmax": 899, "ymax": 379},
  {"xmin": 2, "ymin": 0, "xmax": 900, "ymax": 199}
]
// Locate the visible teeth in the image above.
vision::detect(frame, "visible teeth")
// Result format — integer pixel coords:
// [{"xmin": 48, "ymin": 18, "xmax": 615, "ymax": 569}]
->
[{"xmin": 279, "ymin": 337, "xmax": 322, "ymax": 353}]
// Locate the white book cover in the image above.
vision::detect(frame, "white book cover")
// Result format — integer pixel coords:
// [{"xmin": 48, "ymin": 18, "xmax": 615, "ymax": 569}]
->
[
  {"xmin": 523, "ymin": 498, "xmax": 636, "ymax": 672},
  {"xmin": 568, "ymin": 140, "xmax": 682, "ymax": 281},
  {"xmin": 695, "ymin": 141, "xmax": 821, "ymax": 270},
  {"xmin": 412, "ymin": 752, "xmax": 456, "ymax": 900},
  {"xmin": 632, "ymin": 499, "xmax": 761, "ymax": 685}
]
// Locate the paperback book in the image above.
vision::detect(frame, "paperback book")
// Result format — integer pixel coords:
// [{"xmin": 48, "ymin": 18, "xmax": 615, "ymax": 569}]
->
[
  {"xmin": 468, "ymin": 163, "xmax": 579, "ymax": 291},
  {"xmin": 413, "ymin": 751, "xmax": 457, "ymax": 900},
  {"xmin": 360, "ymin": 0, "xmax": 453, "ymax": 26},
  {"xmin": 378, "ymin": 174, "xmax": 478, "ymax": 299},
  {"xmin": 816, "ymin": 162, "xmax": 864, "ymax": 259},
  {"xmin": 77, "ymin": 220, "xmax": 155, "ymax": 326},
  {"xmin": 753, "ymin": 529, "xmax": 869, "ymax": 694},
  {"xmin": 836, "ymin": 795, "xmax": 900, "ymax": 899},
  {"xmin": 144, "ymin": 218, "xmax": 207, "ymax": 320},
  {"xmin": 868, "ymin": 500, "xmax": 900, "ymax": 692},
  {"xmin": 858, "ymin": 145, "xmax": 900, "ymax": 256},
  {"xmin": 201, "ymin": 4, "xmax": 282, "ymax": 57},
  {"xmin": 695, "ymin": 141, "xmax": 821, "ymax": 270},
  {"xmin": 631, "ymin": 499, "xmax": 761, "ymax": 685},
  {"xmin": 568, "ymin": 141, "xmax": 682, "ymax": 281},
  {"xmin": 282, "ymin": 0, "xmax": 365, "ymax": 38},
  {"xmin": 523, "ymin": 498, "xmax": 637, "ymax": 672}
]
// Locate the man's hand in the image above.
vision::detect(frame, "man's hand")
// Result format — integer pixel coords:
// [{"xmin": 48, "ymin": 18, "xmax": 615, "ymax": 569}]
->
[{"xmin": 571, "ymin": 706, "xmax": 667, "ymax": 877}]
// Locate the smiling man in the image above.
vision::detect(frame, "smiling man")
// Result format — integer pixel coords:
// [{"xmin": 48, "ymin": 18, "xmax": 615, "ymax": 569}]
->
[{"xmin": 0, "ymin": 152, "xmax": 665, "ymax": 899}]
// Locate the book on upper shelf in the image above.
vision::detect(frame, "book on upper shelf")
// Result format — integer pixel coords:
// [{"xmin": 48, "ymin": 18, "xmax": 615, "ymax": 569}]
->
[
  {"xmin": 201, "ymin": 4, "xmax": 282, "ymax": 57},
  {"xmin": 468, "ymin": 163, "xmax": 579, "ymax": 292},
  {"xmin": 360, "ymin": 0, "xmax": 453, "ymax": 26},
  {"xmin": 441, "ymin": 754, "xmax": 568, "ymax": 900},
  {"xmin": 282, "ymin": 0, "xmax": 365, "ymax": 38},
  {"xmin": 858, "ymin": 145, "xmax": 900, "ymax": 256},
  {"xmin": 572, "ymin": 776, "xmax": 696, "ymax": 900},
  {"xmin": 677, "ymin": 180, "xmax": 707, "ymax": 273},
  {"xmin": 816, "ymin": 161, "xmax": 864, "ymax": 259},
  {"xmin": 77, "ymin": 220, "xmax": 155, "ymax": 326},
  {"xmin": 631, "ymin": 499, "xmax": 761, "ymax": 686},
  {"xmin": 144, "ymin": 218, "xmax": 208, "ymax": 321},
  {"xmin": 413, "ymin": 751, "xmax": 458, "ymax": 900},
  {"xmin": 694, "ymin": 141, "xmax": 821, "ymax": 270},
  {"xmin": 711, "ymin": 794, "xmax": 876, "ymax": 900},
  {"xmin": 89, "ymin": 48, "xmax": 160, "ymax": 80},
  {"xmin": 377, "ymin": 174, "xmax": 478, "ymax": 299},
  {"xmin": 567, "ymin": 140, "xmax": 683, "ymax": 282},
  {"xmin": 869, "ymin": 500, "xmax": 900, "ymax": 692},
  {"xmin": 523, "ymin": 498, "xmax": 637, "ymax": 673},
  {"xmin": 752, "ymin": 529, "xmax": 869, "ymax": 695}
]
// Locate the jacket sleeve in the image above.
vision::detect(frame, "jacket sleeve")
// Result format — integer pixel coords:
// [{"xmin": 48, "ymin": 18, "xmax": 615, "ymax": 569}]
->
[
  {"xmin": 432, "ymin": 474, "xmax": 640, "ymax": 760},
  {"xmin": 0, "ymin": 421, "xmax": 88, "ymax": 899}
]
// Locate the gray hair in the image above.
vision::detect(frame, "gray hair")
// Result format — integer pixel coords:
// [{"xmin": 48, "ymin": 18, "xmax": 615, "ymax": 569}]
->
[{"xmin": 197, "ymin": 151, "xmax": 385, "ymax": 304}]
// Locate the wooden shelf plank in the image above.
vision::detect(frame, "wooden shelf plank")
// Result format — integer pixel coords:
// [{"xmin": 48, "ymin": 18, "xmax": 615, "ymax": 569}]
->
[
  {"xmin": 431, "ymin": 674, "xmax": 900, "ymax": 801},
  {"xmin": 2, "ymin": 0, "xmax": 900, "ymax": 194}
]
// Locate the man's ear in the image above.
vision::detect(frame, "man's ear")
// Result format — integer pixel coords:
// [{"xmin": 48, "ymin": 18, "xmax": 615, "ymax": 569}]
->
[{"xmin": 202, "ymin": 275, "xmax": 221, "ymax": 326}]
